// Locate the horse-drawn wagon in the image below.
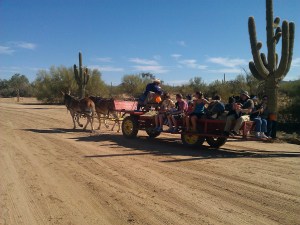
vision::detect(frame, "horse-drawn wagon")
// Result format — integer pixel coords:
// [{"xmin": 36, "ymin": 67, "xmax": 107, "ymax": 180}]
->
[
  {"xmin": 63, "ymin": 92, "xmax": 254, "ymax": 149},
  {"xmin": 114, "ymin": 100, "xmax": 254, "ymax": 149}
]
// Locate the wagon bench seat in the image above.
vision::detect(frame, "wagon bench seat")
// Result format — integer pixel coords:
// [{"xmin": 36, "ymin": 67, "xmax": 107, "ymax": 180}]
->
[{"xmin": 195, "ymin": 118, "xmax": 255, "ymax": 139}]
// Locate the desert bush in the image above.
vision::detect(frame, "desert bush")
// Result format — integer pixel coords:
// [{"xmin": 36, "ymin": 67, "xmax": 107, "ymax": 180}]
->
[
  {"xmin": 0, "ymin": 74, "xmax": 33, "ymax": 98},
  {"xmin": 34, "ymin": 66, "xmax": 107, "ymax": 103},
  {"xmin": 120, "ymin": 74, "xmax": 152, "ymax": 98},
  {"xmin": 278, "ymin": 80, "xmax": 300, "ymax": 123},
  {"xmin": 85, "ymin": 69, "xmax": 108, "ymax": 97}
]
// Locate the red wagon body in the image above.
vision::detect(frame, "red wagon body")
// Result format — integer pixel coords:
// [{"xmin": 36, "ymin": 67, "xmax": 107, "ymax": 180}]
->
[{"xmin": 114, "ymin": 100, "xmax": 255, "ymax": 148}]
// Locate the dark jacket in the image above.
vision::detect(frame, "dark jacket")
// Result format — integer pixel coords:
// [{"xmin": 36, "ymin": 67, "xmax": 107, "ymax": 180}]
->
[{"xmin": 143, "ymin": 83, "xmax": 162, "ymax": 96}]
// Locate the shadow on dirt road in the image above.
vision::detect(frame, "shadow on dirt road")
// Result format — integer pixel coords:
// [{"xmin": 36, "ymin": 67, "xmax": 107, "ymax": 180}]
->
[
  {"xmin": 72, "ymin": 133, "xmax": 300, "ymax": 162},
  {"xmin": 23, "ymin": 128, "xmax": 300, "ymax": 162}
]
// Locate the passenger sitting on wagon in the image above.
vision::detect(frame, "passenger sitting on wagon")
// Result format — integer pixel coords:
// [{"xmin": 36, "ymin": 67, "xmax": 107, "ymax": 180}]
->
[
  {"xmin": 223, "ymin": 90, "xmax": 254, "ymax": 137},
  {"xmin": 251, "ymin": 95, "xmax": 259, "ymax": 108},
  {"xmin": 206, "ymin": 95, "xmax": 225, "ymax": 119},
  {"xmin": 225, "ymin": 96, "xmax": 236, "ymax": 114},
  {"xmin": 183, "ymin": 98, "xmax": 194, "ymax": 127},
  {"xmin": 185, "ymin": 91, "xmax": 209, "ymax": 132},
  {"xmin": 167, "ymin": 94, "xmax": 188, "ymax": 133},
  {"xmin": 259, "ymin": 95, "xmax": 273, "ymax": 137},
  {"xmin": 154, "ymin": 93, "xmax": 175, "ymax": 132},
  {"xmin": 186, "ymin": 98, "xmax": 194, "ymax": 114},
  {"xmin": 186, "ymin": 94, "xmax": 193, "ymax": 104},
  {"xmin": 250, "ymin": 96, "xmax": 269, "ymax": 139},
  {"xmin": 224, "ymin": 96, "xmax": 240, "ymax": 121},
  {"xmin": 137, "ymin": 79, "xmax": 163, "ymax": 110}
]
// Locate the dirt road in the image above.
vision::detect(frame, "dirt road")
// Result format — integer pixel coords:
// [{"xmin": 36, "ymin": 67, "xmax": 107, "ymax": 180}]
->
[{"xmin": 1, "ymin": 100, "xmax": 299, "ymax": 225}]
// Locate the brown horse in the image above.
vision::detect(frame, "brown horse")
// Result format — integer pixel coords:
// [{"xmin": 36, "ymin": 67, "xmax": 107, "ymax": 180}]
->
[
  {"xmin": 89, "ymin": 96, "xmax": 121, "ymax": 132},
  {"xmin": 62, "ymin": 92, "xmax": 95, "ymax": 132}
]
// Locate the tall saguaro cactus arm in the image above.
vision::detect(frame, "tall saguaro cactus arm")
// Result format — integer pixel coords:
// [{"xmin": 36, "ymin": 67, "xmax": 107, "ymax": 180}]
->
[
  {"xmin": 283, "ymin": 23, "xmax": 295, "ymax": 77},
  {"xmin": 73, "ymin": 52, "xmax": 90, "ymax": 98},
  {"xmin": 249, "ymin": 61, "xmax": 265, "ymax": 81},
  {"xmin": 83, "ymin": 68, "xmax": 89, "ymax": 84},
  {"xmin": 74, "ymin": 64, "xmax": 81, "ymax": 85},
  {"xmin": 248, "ymin": 17, "xmax": 269, "ymax": 79},
  {"xmin": 275, "ymin": 21, "xmax": 289, "ymax": 78},
  {"xmin": 266, "ymin": 0, "xmax": 276, "ymax": 71}
]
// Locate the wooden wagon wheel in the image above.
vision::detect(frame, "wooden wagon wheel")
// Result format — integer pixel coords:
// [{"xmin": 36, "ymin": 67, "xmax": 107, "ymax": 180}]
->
[
  {"xmin": 206, "ymin": 137, "xmax": 227, "ymax": 148},
  {"xmin": 145, "ymin": 127, "xmax": 161, "ymax": 138},
  {"xmin": 181, "ymin": 133, "xmax": 205, "ymax": 147},
  {"xmin": 122, "ymin": 116, "xmax": 139, "ymax": 138}
]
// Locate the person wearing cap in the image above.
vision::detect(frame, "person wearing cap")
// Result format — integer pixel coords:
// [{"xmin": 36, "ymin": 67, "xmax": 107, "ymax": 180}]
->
[
  {"xmin": 223, "ymin": 90, "xmax": 254, "ymax": 137},
  {"xmin": 137, "ymin": 79, "xmax": 163, "ymax": 110},
  {"xmin": 144, "ymin": 79, "xmax": 162, "ymax": 95}
]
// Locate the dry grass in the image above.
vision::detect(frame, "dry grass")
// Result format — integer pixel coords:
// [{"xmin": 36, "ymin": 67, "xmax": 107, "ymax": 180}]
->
[{"xmin": 0, "ymin": 97, "xmax": 42, "ymax": 104}]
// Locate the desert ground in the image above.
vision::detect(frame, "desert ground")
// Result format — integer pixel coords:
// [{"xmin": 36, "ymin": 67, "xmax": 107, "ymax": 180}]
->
[{"xmin": 0, "ymin": 98, "xmax": 299, "ymax": 225}]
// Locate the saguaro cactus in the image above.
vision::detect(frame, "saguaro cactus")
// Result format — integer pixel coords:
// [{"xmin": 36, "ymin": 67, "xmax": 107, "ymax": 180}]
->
[
  {"xmin": 248, "ymin": 0, "xmax": 295, "ymax": 119},
  {"xmin": 74, "ymin": 52, "xmax": 90, "ymax": 98}
]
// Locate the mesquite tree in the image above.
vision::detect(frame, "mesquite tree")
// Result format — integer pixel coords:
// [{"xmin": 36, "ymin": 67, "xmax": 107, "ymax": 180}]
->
[
  {"xmin": 74, "ymin": 52, "xmax": 90, "ymax": 98},
  {"xmin": 248, "ymin": 0, "xmax": 295, "ymax": 119}
]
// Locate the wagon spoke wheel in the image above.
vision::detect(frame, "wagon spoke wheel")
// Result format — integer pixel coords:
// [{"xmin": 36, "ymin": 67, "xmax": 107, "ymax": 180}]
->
[
  {"xmin": 206, "ymin": 137, "xmax": 227, "ymax": 148},
  {"xmin": 145, "ymin": 127, "xmax": 161, "ymax": 138},
  {"xmin": 181, "ymin": 133, "xmax": 205, "ymax": 147},
  {"xmin": 122, "ymin": 116, "xmax": 138, "ymax": 138}
]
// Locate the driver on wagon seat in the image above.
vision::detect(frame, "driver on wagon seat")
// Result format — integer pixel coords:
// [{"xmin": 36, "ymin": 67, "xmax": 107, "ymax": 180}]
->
[{"xmin": 137, "ymin": 79, "xmax": 163, "ymax": 110}]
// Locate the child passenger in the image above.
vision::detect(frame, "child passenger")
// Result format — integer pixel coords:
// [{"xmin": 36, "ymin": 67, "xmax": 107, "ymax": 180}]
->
[
  {"xmin": 167, "ymin": 94, "xmax": 188, "ymax": 133},
  {"xmin": 185, "ymin": 91, "xmax": 209, "ymax": 132},
  {"xmin": 154, "ymin": 93, "xmax": 175, "ymax": 132}
]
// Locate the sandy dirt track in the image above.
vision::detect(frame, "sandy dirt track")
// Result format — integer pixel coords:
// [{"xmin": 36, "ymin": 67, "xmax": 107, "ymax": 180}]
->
[{"xmin": 0, "ymin": 100, "xmax": 300, "ymax": 225}]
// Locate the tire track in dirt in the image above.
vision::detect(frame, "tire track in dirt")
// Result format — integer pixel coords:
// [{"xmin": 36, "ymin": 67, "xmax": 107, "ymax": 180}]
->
[{"xmin": 80, "ymin": 138, "xmax": 299, "ymax": 224}]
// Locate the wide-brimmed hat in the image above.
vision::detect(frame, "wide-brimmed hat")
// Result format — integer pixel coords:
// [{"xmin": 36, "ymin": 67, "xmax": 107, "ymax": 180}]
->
[
  {"xmin": 240, "ymin": 90, "xmax": 250, "ymax": 98},
  {"xmin": 153, "ymin": 79, "xmax": 161, "ymax": 84}
]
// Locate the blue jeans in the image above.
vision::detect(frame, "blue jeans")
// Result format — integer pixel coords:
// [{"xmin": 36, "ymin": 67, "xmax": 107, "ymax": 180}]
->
[
  {"xmin": 253, "ymin": 117, "xmax": 267, "ymax": 132},
  {"xmin": 137, "ymin": 94, "xmax": 147, "ymax": 110}
]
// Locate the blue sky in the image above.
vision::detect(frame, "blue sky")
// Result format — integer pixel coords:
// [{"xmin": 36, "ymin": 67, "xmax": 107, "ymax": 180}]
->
[{"xmin": 1, "ymin": 0, "xmax": 299, "ymax": 85}]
